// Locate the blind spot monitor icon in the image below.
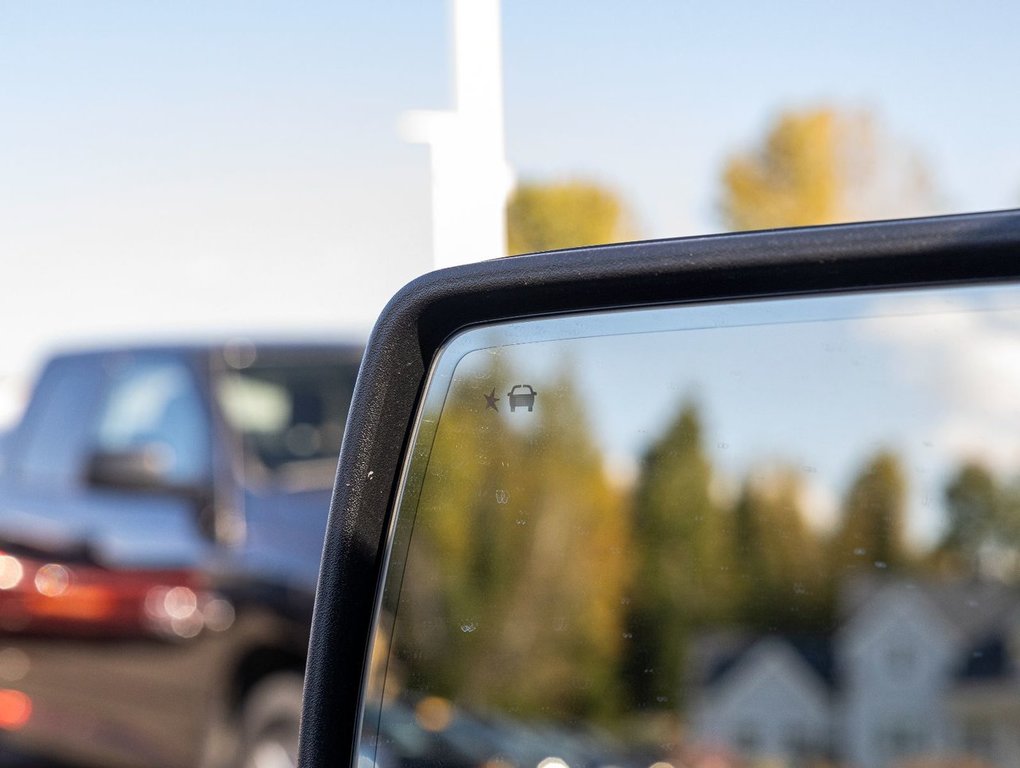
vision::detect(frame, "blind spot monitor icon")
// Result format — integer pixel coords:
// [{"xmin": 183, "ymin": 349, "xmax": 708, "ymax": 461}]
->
[{"xmin": 506, "ymin": 385, "xmax": 537, "ymax": 413}]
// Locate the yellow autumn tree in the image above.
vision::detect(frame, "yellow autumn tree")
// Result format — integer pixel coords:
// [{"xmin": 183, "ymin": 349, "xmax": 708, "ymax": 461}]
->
[
  {"xmin": 507, "ymin": 180, "xmax": 634, "ymax": 255},
  {"xmin": 393, "ymin": 358, "xmax": 632, "ymax": 721},
  {"xmin": 720, "ymin": 108, "xmax": 938, "ymax": 231}
]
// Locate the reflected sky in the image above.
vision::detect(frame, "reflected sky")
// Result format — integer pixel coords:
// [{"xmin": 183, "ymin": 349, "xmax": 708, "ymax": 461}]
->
[{"xmin": 444, "ymin": 283, "xmax": 1020, "ymax": 545}]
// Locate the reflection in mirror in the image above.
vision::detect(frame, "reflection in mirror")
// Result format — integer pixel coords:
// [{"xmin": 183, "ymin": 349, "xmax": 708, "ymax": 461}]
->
[{"xmin": 361, "ymin": 284, "xmax": 1020, "ymax": 768}]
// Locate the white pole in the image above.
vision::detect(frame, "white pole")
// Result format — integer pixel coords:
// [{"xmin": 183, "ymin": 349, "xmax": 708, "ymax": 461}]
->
[{"xmin": 401, "ymin": 0, "xmax": 513, "ymax": 269}]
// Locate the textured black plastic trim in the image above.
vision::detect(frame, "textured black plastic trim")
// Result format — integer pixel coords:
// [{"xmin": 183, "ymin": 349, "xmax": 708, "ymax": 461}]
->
[{"xmin": 298, "ymin": 210, "xmax": 1020, "ymax": 768}]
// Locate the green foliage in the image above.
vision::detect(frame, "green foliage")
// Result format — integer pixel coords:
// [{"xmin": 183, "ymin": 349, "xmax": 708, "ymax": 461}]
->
[
  {"xmin": 732, "ymin": 469, "xmax": 829, "ymax": 631},
  {"xmin": 830, "ymin": 450, "xmax": 909, "ymax": 573},
  {"xmin": 506, "ymin": 180, "xmax": 632, "ymax": 255},
  {"xmin": 391, "ymin": 367, "xmax": 1020, "ymax": 729},
  {"xmin": 944, "ymin": 462, "xmax": 1002, "ymax": 558},
  {"xmin": 622, "ymin": 403, "xmax": 731, "ymax": 710},
  {"xmin": 938, "ymin": 462, "xmax": 1020, "ymax": 579},
  {"xmin": 394, "ymin": 362, "xmax": 630, "ymax": 721}
]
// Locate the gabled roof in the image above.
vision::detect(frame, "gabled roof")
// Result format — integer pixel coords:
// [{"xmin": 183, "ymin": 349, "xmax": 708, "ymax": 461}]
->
[
  {"xmin": 840, "ymin": 574, "xmax": 1019, "ymax": 647},
  {"xmin": 692, "ymin": 631, "xmax": 836, "ymax": 691},
  {"xmin": 692, "ymin": 577, "xmax": 1020, "ymax": 695}
]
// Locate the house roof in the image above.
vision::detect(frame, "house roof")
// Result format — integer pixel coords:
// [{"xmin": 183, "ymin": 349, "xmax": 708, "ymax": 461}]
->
[
  {"xmin": 692, "ymin": 577, "xmax": 1020, "ymax": 695},
  {"xmin": 692, "ymin": 631, "xmax": 836, "ymax": 691},
  {"xmin": 840, "ymin": 574, "xmax": 1019, "ymax": 647}
]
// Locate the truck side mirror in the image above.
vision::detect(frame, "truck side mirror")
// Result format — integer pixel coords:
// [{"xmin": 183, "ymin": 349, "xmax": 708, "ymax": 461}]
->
[
  {"xmin": 85, "ymin": 444, "xmax": 202, "ymax": 495},
  {"xmin": 299, "ymin": 210, "xmax": 1020, "ymax": 768}
]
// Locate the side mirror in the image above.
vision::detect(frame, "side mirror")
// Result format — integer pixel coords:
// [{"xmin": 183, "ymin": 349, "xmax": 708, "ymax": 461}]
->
[
  {"xmin": 85, "ymin": 444, "xmax": 200, "ymax": 495},
  {"xmin": 300, "ymin": 211, "xmax": 1020, "ymax": 768}
]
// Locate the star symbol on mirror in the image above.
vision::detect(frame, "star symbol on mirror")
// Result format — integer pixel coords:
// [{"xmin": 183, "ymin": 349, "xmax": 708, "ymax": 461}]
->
[{"xmin": 484, "ymin": 388, "xmax": 499, "ymax": 412}]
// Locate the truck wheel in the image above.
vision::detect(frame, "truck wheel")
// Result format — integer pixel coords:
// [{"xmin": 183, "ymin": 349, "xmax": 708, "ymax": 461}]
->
[{"xmin": 239, "ymin": 673, "xmax": 304, "ymax": 768}]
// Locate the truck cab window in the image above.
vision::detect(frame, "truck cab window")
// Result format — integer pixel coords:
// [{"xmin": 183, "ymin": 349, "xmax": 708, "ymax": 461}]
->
[{"xmin": 217, "ymin": 361, "xmax": 357, "ymax": 488}]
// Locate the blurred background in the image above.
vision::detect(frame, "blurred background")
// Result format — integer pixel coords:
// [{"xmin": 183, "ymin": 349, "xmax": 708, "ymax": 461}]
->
[
  {"xmin": 2, "ymin": 3, "xmax": 1020, "ymax": 767},
  {"xmin": 3, "ymin": 0, "xmax": 1020, "ymax": 421}
]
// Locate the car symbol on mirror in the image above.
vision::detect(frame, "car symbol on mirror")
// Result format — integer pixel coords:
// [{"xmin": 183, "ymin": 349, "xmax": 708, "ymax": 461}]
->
[{"xmin": 506, "ymin": 384, "xmax": 537, "ymax": 412}]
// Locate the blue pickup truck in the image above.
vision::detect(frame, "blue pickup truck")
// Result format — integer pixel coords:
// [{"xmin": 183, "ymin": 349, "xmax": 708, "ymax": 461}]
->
[{"xmin": 0, "ymin": 341, "xmax": 361, "ymax": 768}]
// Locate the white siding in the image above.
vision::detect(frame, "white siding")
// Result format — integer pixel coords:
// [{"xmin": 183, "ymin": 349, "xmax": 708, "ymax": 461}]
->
[
  {"xmin": 693, "ymin": 638, "xmax": 831, "ymax": 763},
  {"xmin": 837, "ymin": 585, "xmax": 961, "ymax": 768}
]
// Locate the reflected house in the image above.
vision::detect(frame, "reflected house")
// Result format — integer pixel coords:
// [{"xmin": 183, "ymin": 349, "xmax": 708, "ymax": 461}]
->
[
  {"xmin": 691, "ymin": 577, "xmax": 1020, "ymax": 767},
  {"xmin": 838, "ymin": 581, "xmax": 960, "ymax": 768},
  {"xmin": 691, "ymin": 633, "xmax": 835, "ymax": 764}
]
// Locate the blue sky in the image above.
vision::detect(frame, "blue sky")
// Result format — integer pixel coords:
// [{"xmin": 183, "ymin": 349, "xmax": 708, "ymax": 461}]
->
[
  {"xmin": 2, "ymin": 1, "xmax": 1019, "ymax": 418},
  {"xmin": 447, "ymin": 284, "xmax": 1020, "ymax": 546},
  {"xmin": 501, "ymin": 1, "xmax": 1020, "ymax": 231}
]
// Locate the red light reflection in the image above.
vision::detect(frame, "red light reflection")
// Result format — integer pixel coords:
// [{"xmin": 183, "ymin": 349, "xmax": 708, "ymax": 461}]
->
[
  {"xmin": 0, "ymin": 549, "xmax": 223, "ymax": 639},
  {"xmin": 0, "ymin": 689, "xmax": 31, "ymax": 730}
]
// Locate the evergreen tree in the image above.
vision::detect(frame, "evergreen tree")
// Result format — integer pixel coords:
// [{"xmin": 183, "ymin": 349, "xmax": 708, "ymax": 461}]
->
[
  {"xmin": 732, "ymin": 469, "xmax": 829, "ymax": 630},
  {"xmin": 830, "ymin": 450, "xmax": 909, "ymax": 575},
  {"xmin": 939, "ymin": 461, "xmax": 1020, "ymax": 581},
  {"xmin": 623, "ymin": 402, "xmax": 730, "ymax": 710}
]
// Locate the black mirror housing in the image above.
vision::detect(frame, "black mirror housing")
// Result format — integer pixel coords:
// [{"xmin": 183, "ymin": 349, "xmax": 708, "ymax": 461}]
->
[
  {"xmin": 299, "ymin": 210, "xmax": 1020, "ymax": 768},
  {"xmin": 85, "ymin": 445, "xmax": 203, "ymax": 496}
]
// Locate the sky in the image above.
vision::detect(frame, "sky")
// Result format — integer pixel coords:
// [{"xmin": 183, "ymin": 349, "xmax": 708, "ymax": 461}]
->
[
  {"xmin": 446, "ymin": 284, "xmax": 1020, "ymax": 546},
  {"xmin": 2, "ymin": 1, "xmax": 1020, "ymax": 421}
]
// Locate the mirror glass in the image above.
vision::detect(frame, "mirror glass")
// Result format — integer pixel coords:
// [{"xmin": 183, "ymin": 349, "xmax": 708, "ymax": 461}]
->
[{"xmin": 361, "ymin": 282, "xmax": 1020, "ymax": 768}]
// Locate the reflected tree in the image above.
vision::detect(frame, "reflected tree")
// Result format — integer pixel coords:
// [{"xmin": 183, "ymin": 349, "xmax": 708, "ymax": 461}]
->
[
  {"xmin": 387, "ymin": 363, "xmax": 1008, "ymax": 737},
  {"xmin": 393, "ymin": 362, "xmax": 631, "ymax": 721},
  {"xmin": 732, "ymin": 468, "xmax": 829, "ymax": 630},
  {"xmin": 830, "ymin": 450, "xmax": 909, "ymax": 575},
  {"xmin": 938, "ymin": 461, "xmax": 1020, "ymax": 581},
  {"xmin": 622, "ymin": 402, "xmax": 732, "ymax": 711}
]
